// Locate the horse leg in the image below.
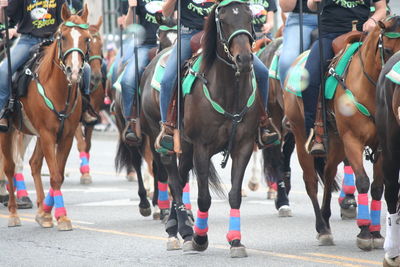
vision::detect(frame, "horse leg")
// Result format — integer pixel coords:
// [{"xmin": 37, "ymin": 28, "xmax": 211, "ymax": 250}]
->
[
  {"xmin": 343, "ymin": 137, "xmax": 372, "ymax": 251},
  {"xmin": 339, "ymin": 159, "xmax": 357, "ymax": 220},
  {"xmin": 248, "ymin": 149, "xmax": 260, "ymax": 192},
  {"xmin": 83, "ymin": 125, "xmax": 95, "ymax": 183},
  {"xmin": 75, "ymin": 126, "xmax": 91, "ymax": 184},
  {"xmin": 0, "ymin": 131, "xmax": 20, "ymax": 227},
  {"xmin": 30, "ymin": 138, "xmax": 53, "ymax": 228},
  {"xmin": 282, "ymin": 132, "xmax": 295, "ymax": 194},
  {"xmin": 179, "ymin": 143, "xmax": 194, "ymax": 224},
  {"xmin": 227, "ymin": 141, "xmax": 253, "ymax": 258},
  {"xmin": 370, "ymin": 156, "xmax": 385, "ymax": 249},
  {"xmin": 133, "ymin": 147, "xmax": 151, "ymax": 217}
]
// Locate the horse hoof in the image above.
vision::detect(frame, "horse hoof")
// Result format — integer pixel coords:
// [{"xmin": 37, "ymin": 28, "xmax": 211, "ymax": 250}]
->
[
  {"xmin": 340, "ymin": 206, "xmax": 356, "ymax": 220},
  {"xmin": 8, "ymin": 215, "xmax": 21, "ymax": 227},
  {"xmin": 383, "ymin": 254, "xmax": 400, "ymax": 267},
  {"xmin": 57, "ymin": 217, "xmax": 73, "ymax": 231},
  {"xmin": 193, "ymin": 235, "xmax": 208, "ymax": 252},
  {"xmin": 372, "ymin": 237, "xmax": 385, "ymax": 249},
  {"xmin": 80, "ymin": 173, "xmax": 92, "ymax": 185},
  {"xmin": 278, "ymin": 205, "xmax": 292, "ymax": 217},
  {"xmin": 166, "ymin": 236, "xmax": 181, "ymax": 251},
  {"xmin": 267, "ymin": 190, "xmax": 277, "ymax": 200},
  {"xmin": 230, "ymin": 245, "xmax": 248, "ymax": 258},
  {"xmin": 126, "ymin": 172, "xmax": 137, "ymax": 182},
  {"xmin": 182, "ymin": 240, "xmax": 198, "ymax": 254},
  {"xmin": 357, "ymin": 237, "xmax": 373, "ymax": 251},
  {"xmin": 139, "ymin": 207, "xmax": 152, "ymax": 217},
  {"xmin": 153, "ymin": 206, "xmax": 161, "ymax": 220},
  {"xmin": 248, "ymin": 180, "xmax": 259, "ymax": 192},
  {"xmin": 317, "ymin": 234, "xmax": 335, "ymax": 246},
  {"xmin": 35, "ymin": 212, "xmax": 53, "ymax": 228}
]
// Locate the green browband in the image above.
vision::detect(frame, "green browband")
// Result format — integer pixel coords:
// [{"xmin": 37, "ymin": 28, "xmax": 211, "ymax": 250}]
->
[
  {"xmin": 159, "ymin": 25, "xmax": 178, "ymax": 31},
  {"xmin": 384, "ymin": 32, "xmax": 400, "ymax": 39},
  {"xmin": 218, "ymin": 0, "xmax": 247, "ymax": 8},
  {"xmin": 64, "ymin": 21, "xmax": 89, "ymax": 29}
]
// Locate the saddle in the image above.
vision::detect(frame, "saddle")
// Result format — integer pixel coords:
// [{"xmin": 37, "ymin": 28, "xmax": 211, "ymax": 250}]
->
[
  {"xmin": 190, "ymin": 31, "xmax": 204, "ymax": 54},
  {"xmin": 252, "ymin": 36, "xmax": 272, "ymax": 53},
  {"xmin": 332, "ymin": 21, "xmax": 364, "ymax": 55},
  {"xmin": 12, "ymin": 40, "xmax": 52, "ymax": 98}
]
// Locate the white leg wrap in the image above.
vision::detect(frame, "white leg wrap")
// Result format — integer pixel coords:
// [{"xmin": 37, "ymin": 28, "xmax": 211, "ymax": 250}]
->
[{"xmin": 384, "ymin": 213, "xmax": 400, "ymax": 258}]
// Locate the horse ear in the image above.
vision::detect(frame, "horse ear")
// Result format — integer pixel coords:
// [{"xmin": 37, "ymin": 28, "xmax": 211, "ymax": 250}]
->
[
  {"xmin": 155, "ymin": 12, "xmax": 165, "ymax": 25},
  {"xmin": 61, "ymin": 3, "xmax": 71, "ymax": 21},
  {"xmin": 96, "ymin": 16, "xmax": 103, "ymax": 28},
  {"xmin": 378, "ymin": 21, "xmax": 386, "ymax": 30},
  {"xmin": 80, "ymin": 3, "xmax": 89, "ymax": 22}
]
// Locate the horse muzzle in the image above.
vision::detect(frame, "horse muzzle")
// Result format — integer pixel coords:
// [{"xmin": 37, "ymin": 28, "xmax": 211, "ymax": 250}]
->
[
  {"xmin": 65, "ymin": 65, "xmax": 83, "ymax": 84},
  {"xmin": 234, "ymin": 53, "xmax": 253, "ymax": 74}
]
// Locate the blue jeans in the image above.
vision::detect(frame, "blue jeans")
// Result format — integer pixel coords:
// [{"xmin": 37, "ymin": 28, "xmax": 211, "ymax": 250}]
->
[
  {"xmin": 121, "ymin": 44, "xmax": 155, "ymax": 118},
  {"xmin": 302, "ymin": 32, "xmax": 342, "ymax": 135},
  {"xmin": 111, "ymin": 39, "xmax": 136, "ymax": 85},
  {"xmin": 279, "ymin": 13, "xmax": 318, "ymax": 88},
  {"xmin": 160, "ymin": 30, "xmax": 200, "ymax": 123},
  {"xmin": 0, "ymin": 34, "xmax": 91, "ymax": 110},
  {"xmin": 253, "ymin": 55, "xmax": 270, "ymax": 107}
]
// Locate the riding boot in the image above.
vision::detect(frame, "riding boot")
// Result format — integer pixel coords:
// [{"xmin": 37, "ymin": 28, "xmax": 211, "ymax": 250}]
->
[
  {"xmin": 257, "ymin": 115, "xmax": 280, "ymax": 148},
  {"xmin": 123, "ymin": 118, "xmax": 141, "ymax": 145},
  {"xmin": 0, "ymin": 109, "xmax": 9, "ymax": 132},
  {"xmin": 305, "ymin": 101, "xmax": 326, "ymax": 156},
  {"xmin": 155, "ymin": 122, "xmax": 175, "ymax": 154},
  {"xmin": 81, "ymin": 94, "xmax": 98, "ymax": 126}
]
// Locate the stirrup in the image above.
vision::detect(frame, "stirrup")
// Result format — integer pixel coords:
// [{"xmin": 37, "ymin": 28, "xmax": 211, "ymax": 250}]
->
[
  {"xmin": 155, "ymin": 123, "xmax": 175, "ymax": 155},
  {"xmin": 123, "ymin": 119, "xmax": 141, "ymax": 146},
  {"xmin": 305, "ymin": 128, "xmax": 326, "ymax": 156}
]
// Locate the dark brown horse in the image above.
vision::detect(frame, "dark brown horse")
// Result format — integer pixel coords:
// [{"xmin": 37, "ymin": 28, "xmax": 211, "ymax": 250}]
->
[
  {"xmin": 376, "ymin": 51, "xmax": 400, "ymax": 267},
  {"xmin": 75, "ymin": 16, "xmax": 105, "ymax": 185},
  {"xmin": 0, "ymin": 4, "xmax": 91, "ymax": 230}
]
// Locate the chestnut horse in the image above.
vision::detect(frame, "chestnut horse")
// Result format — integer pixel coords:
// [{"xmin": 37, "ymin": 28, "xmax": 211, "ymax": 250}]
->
[
  {"xmin": 284, "ymin": 17, "xmax": 400, "ymax": 249},
  {"xmin": 0, "ymin": 4, "xmax": 91, "ymax": 230},
  {"xmin": 75, "ymin": 16, "xmax": 105, "ymax": 185},
  {"xmin": 376, "ymin": 51, "xmax": 400, "ymax": 266}
]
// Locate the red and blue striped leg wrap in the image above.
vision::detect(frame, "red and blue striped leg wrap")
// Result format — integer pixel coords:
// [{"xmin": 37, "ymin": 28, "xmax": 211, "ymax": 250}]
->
[
  {"xmin": 14, "ymin": 173, "xmax": 28, "ymax": 198},
  {"xmin": 226, "ymin": 209, "xmax": 241, "ymax": 242},
  {"xmin": 194, "ymin": 210, "xmax": 208, "ymax": 236},
  {"xmin": 339, "ymin": 166, "xmax": 356, "ymax": 204},
  {"xmin": 158, "ymin": 182, "xmax": 170, "ymax": 209},
  {"xmin": 267, "ymin": 181, "xmax": 277, "ymax": 191},
  {"xmin": 43, "ymin": 188, "xmax": 54, "ymax": 213},
  {"xmin": 53, "ymin": 190, "xmax": 67, "ymax": 219},
  {"xmin": 357, "ymin": 193, "xmax": 371, "ymax": 227},
  {"xmin": 182, "ymin": 183, "xmax": 191, "ymax": 210},
  {"xmin": 80, "ymin": 152, "xmax": 90, "ymax": 174},
  {"xmin": 369, "ymin": 200, "xmax": 381, "ymax": 232}
]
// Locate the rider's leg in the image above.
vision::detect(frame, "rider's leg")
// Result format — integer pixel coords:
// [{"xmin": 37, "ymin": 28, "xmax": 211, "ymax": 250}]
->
[
  {"xmin": 279, "ymin": 13, "xmax": 317, "ymax": 88},
  {"xmin": 81, "ymin": 63, "xmax": 98, "ymax": 125},
  {"xmin": 0, "ymin": 35, "xmax": 38, "ymax": 131},
  {"xmin": 156, "ymin": 31, "xmax": 197, "ymax": 152},
  {"xmin": 253, "ymin": 56, "xmax": 279, "ymax": 147},
  {"xmin": 302, "ymin": 34, "xmax": 337, "ymax": 153},
  {"xmin": 120, "ymin": 45, "xmax": 153, "ymax": 144}
]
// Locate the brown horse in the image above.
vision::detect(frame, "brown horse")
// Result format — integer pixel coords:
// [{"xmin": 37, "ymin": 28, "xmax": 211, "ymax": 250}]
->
[
  {"xmin": 284, "ymin": 17, "xmax": 400, "ymax": 249},
  {"xmin": 75, "ymin": 16, "xmax": 105, "ymax": 185},
  {"xmin": 376, "ymin": 51, "xmax": 400, "ymax": 266},
  {"xmin": 0, "ymin": 4, "xmax": 91, "ymax": 230}
]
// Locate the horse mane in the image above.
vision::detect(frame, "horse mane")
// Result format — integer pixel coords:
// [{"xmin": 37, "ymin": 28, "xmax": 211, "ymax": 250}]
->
[
  {"xmin": 39, "ymin": 40, "xmax": 57, "ymax": 83},
  {"xmin": 201, "ymin": 5, "xmax": 218, "ymax": 72},
  {"xmin": 386, "ymin": 16, "xmax": 400, "ymax": 32}
]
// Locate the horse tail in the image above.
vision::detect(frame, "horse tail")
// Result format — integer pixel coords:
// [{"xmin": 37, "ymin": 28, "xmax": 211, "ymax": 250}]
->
[
  {"xmin": 314, "ymin": 157, "xmax": 340, "ymax": 192},
  {"xmin": 114, "ymin": 137, "xmax": 142, "ymax": 174},
  {"xmin": 193, "ymin": 161, "xmax": 225, "ymax": 198}
]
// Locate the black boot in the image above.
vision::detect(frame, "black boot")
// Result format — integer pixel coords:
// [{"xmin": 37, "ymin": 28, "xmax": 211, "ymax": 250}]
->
[
  {"xmin": 258, "ymin": 116, "xmax": 280, "ymax": 148},
  {"xmin": 123, "ymin": 118, "xmax": 141, "ymax": 145},
  {"xmin": 82, "ymin": 94, "xmax": 98, "ymax": 126}
]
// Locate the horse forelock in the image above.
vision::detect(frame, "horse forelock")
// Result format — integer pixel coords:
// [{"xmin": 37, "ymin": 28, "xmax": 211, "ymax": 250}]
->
[
  {"xmin": 201, "ymin": 5, "xmax": 218, "ymax": 72},
  {"xmin": 385, "ymin": 16, "xmax": 400, "ymax": 33}
]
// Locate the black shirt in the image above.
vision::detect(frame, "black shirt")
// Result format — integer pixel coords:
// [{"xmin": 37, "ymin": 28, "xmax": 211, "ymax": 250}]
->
[
  {"xmin": 136, "ymin": 0, "xmax": 162, "ymax": 45},
  {"xmin": 321, "ymin": 0, "xmax": 380, "ymax": 34},
  {"xmin": 7, "ymin": 0, "xmax": 65, "ymax": 38},
  {"xmin": 180, "ymin": 0, "xmax": 213, "ymax": 30},
  {"xmin": 249, "ymin": 0, "xmax": 277, "ymax": 33},
  {"xmin": 293, "ymin": 0, "xmax": 315, "ymax": 13}
]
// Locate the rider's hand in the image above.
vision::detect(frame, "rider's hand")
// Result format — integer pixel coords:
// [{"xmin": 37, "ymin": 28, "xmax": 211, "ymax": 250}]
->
[
  {"xmin": 262, "ymin": 22, "xmax": 272, "ymax": 34},
  {"xmin": 128, "ymin": 0, "xmax": 137, "ymax": 7},
  {"xmin": 8, "ymin": 28, "xmax": 18, "ymax": 38},
  {"xmin": 363, "ymin": 18, "xmax": 376, "ymax": 33},
  {"xmin": 0, "ymin": 0, "xmax": 8, "ymax": 8},
  {"xmin": 117, "ymin": 15, "xmax": 126, "ymax": 28}
]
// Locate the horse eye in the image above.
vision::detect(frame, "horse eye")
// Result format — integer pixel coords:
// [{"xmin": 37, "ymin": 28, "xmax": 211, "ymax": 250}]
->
[
  {"xmin": 86, "ymin": 38, "xmax": 91, "ymax": 43},
  {"xmin": 61, "ymin": 35, "xmax": 66, "ymax": 41}
]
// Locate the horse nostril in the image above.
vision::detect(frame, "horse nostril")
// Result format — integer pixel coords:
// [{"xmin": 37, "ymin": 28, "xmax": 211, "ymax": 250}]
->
[
  {"xmin": 236, "ymin": 55, "xmax": 241, "ymax": 63},
  {"xmin": 65, "ymin": 66, "xmax": 72, "ymax": 75}
]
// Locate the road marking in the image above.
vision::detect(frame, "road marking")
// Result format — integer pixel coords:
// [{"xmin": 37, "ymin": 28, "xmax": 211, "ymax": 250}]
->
[
  {"xmin": 0, "ymin": 213, "xmax": 379, "ymax": 266},
  {"xmin": 76, "ymin": 199, "xmax": 139, "ymax": 207},
  {"xmin": 16, "ymin": 213, "xmax": 95, "ymax": 225},
  {"xmin": 305, "ymin": 253, "xmax": 381, "ymax": 266}
]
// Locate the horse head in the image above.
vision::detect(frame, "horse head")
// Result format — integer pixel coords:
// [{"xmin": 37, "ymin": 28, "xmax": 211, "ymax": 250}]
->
[
  {"xmin": 203, "ymin": 0, "xmax": 254, "ymax": 75},
  {"xmin": 88, "ymin": 16, "xmax": 104, "ymax": 86},
  {"xmin": 155, "ymin": 12, "xmax": 177, "ymax": 51},
  {"xmin": 56, "ymin": 3, "xmax": 91, "ymax": 84}
]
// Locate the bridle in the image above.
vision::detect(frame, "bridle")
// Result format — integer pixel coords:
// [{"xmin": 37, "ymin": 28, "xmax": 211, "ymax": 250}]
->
[
  {"xmin": 56, "ymin": 21, "xmax": 91, "ymax": 78},
  {"xmin": 215, "ymin": 0, "xmax": 255, "ymax": 76},
  {"xmin": 88, "ymin": 31, "xmax": 103, "ymax": 64}
]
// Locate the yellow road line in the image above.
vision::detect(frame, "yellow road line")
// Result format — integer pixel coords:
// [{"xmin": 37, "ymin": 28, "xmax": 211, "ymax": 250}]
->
[
  {"xmin": 0, "ymin": 213, "xmax": 375, "ymax": 266},
  {"xmin": 306, "ymin": 253, "xmax": 381, "ymax": 266}
]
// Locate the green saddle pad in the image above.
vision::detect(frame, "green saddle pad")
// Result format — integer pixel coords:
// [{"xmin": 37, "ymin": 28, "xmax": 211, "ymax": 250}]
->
[
  {"xmin": 386, "ymin": 61, "xmax": 400, "ymax": 85},
  {"xmin": 268, "ymin": 43, "xmax": 282, "ymax": 81},
  {"xmin": 325, "ymin": 42, "xmax": 361, "ymax": 99}
]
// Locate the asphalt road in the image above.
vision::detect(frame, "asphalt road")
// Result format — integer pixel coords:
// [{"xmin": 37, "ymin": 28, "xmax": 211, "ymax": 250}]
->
[{"xmin": 0, "ymin": 132, "xmax": 384, "ymax": 266}]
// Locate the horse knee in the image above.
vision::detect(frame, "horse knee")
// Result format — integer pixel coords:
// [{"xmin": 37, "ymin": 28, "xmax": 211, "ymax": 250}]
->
[{"xmin": 355, "ymin": 173, "xmax": 370, "ymax": 194}]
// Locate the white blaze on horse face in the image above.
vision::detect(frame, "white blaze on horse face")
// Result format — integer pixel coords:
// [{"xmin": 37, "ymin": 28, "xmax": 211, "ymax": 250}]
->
[
  {"xmin": 70, "ymin": 28, "xmax": 82, "ymax": 81},
  {"xmin": 232, "ymin": 8, "xmax": 239, "ymax": 15},
  {"xmin": 167, "ymin": 32, "xmax": 177, "ymax": 45}
]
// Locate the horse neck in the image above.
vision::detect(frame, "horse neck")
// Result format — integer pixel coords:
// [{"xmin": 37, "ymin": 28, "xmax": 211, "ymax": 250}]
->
[
  {"xmin": 358, "ymin": 32, "xmax": 381, "ymax": 84},
  {"xmin": 37, "ymin": 42, "xmax": 76, "ymax": 103}
]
